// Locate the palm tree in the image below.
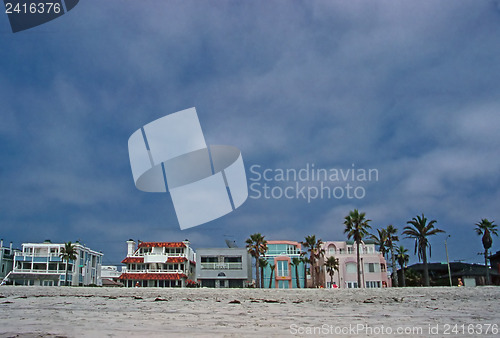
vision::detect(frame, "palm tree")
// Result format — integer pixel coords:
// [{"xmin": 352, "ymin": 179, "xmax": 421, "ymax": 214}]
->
[
  {"xmin": 246, "ymin": 233, "xmax": 268, "ymax": 288},
  {"xmin": 475, "ymin": 219, "xmax": 498, "ymax": 285},
  {"xmin": 302, "ymin": 235, "xmax": 324, "ymax": 288},
  {"xmin": 396, "ymin": 245, "xmax": 409, "ymax": 287},
  {"xmin": 59, "ymin": 242, "xmax": 77, "ymax": 286},
  {"xmin": 370, "ymin": 228, "xmax": 388, "ymax": 260},
  {"xmin": 344, "ymin": 209, "xmax": 371, "ymax": 288},
  {"xmin": 291, "ymin": 257, "xmax": 302, "ymax": 288},
  {"xmin": 259, "ymin": 258, "xmax": 268, "ymax": 289},
  {"xmin": 300, "ymin": 253, "xmax": 308, "ymax": 288},
  {"xmin": 403, "ymin": 214, "xmax": 444, "ymax": 286},
  {"xmin": 268, "ymin": 263, "xmax": 276, "ymax": 288},
  {"xmin": 386, "ymin": 225, "xmax": 399, "ymax": 287},
  {"xmin": 324, "ymin": 256, "xmax": 339, "ymax": 288}
]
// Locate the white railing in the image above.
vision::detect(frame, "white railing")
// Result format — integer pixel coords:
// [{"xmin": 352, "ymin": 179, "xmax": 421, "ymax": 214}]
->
[
  {"xmin": 15, "ymin": 253, "xmax": 64, "ymax": 259},
  {"xmin": 200, "ymin": 262, "xmax": 242, "ymax": 270},
  {"xmin": 124, "ymin": 269, "xmax": 184, "ymax": 274},
  {"xmin": 13, "ymin": 269, "xmax": 67, "ymax": 273},
  {"xmin": 128, "ymin": 253, "xmax": 186, "ymax": 258}
]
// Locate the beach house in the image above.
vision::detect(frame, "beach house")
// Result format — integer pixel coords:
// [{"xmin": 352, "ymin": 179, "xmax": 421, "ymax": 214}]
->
[
  {"xmin": 119, "ymin": 240, "xmax": 196, "ymax": 287},
  {"xmin": 7, "ymin": 240, "xmax": 102, "ymax": 286},
  {"xmin": 196, "ymin": 247, "xmax": 252, "ymax": 288},
  {"xmin": 0, "ymin": 239, "xmax": 18, "ymax": 284},
  {"xmin": 320, "ymin": 240, "xmax": 390, "ymax": 288},
  {"xmin": 261, "ymin": 240, "xmax": 305, "ymax": 289}
]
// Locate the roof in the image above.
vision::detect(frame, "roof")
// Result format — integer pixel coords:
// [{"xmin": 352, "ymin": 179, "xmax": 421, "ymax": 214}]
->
[
  {"xmin": 407, "ymin": 262, "xmax": 500, "ymax": 277},
  {"xmin": 137, "ymin": 242, "xmax": 186, "ymax": 248},
  {"xmin": 488, "ymin": 251, "xmax": 500, "ymax": 260},
  {"xmin": 101, "ymin": 278, "xmax": 124, "ymax": 287},
  {"xmin": 119, "ymin": 273, "xmax": 187, "ymax": 280},
  {"xmin": 121, "ymin": 257, "xmax": 144, "ymax": 264}
]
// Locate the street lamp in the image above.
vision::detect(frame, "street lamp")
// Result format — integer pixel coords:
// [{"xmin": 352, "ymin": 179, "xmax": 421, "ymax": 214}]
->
[{"xmin": 445, "ymin": 235, "xmax": 452, "ymax": 287}]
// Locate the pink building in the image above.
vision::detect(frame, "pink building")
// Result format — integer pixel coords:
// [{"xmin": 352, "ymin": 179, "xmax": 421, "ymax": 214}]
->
[{"xmin": 320, "ymin": 240, "xmax": 391, "ymax": 288}]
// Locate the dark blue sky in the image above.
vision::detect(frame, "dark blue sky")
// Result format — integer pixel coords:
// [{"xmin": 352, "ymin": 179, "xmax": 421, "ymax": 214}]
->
[{"xmin": 1, "ymin": 1, "xmax": 500, "ymax": 266}]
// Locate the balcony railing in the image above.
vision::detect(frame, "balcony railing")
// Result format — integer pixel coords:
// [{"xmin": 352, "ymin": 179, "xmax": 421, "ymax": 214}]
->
[
  {"xmin": 13, "ymin": 269, "xmax": 68, "ymax": 274},
  {"xmin": 15, "ymin": 253, "xmax": 64, "ymax": 259},
  {"xmin": 124, "ymin": 269, "xmax": 185, "ymax": 274},
  {"xmin": 200, "ymin": 262, "xmax": 242, "ymax": 270}
]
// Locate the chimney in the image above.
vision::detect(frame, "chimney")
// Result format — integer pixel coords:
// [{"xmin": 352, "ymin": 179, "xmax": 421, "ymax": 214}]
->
[
  {"xmin": 10, "ymin": 242, "xmax": 13, "ymax": 251},
  {"xmin": 0, "ymin": 239, "xmax": 3, "ymax": 248},
  {"xmin": 126, "ymin": 239, "xmax": 136, "ymax": 257}
]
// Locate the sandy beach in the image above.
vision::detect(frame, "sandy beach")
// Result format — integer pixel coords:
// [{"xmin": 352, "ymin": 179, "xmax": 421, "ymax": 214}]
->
[{"xmin": 0, "ymin": 286, "xmax": 499, "ymax": 337}]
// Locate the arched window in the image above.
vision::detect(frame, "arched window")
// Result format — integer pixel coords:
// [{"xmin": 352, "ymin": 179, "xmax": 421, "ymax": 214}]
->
[{"xmin": 328, "ymin": 244, "xmax": 336, "ymax": 255}]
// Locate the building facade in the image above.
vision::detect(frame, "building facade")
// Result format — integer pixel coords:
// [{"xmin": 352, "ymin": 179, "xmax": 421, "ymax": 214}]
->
[
  {"xmin": 7, "ymin": 241, "xmax": 103, "ymax": 286},
  {"xmin": 262, "ymin": 241, "xmax": 305, "ymax": 289},
  {"xmin": 119, "ymin": 240, "xmax": 196, "ymax": 287},
  {"xmin": 0, "ymin": 239, "xmax": 17, "ymax": 283},
  {"xmin": 320, "ymin": 240, "xmax": 390, "ymax": 288},
  {"xmin": 101, "ymin": 265, "xmax": 125, "ymax": 286},
  {"xmin": 196, "ymin": 247, "xmax": 252, "ymax": 288}
]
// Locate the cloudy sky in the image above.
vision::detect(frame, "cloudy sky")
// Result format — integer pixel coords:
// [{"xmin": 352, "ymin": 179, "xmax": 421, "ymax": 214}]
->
[{"xmin": 1, "ymin": 1, "xmax": 500, "ymax": 267}]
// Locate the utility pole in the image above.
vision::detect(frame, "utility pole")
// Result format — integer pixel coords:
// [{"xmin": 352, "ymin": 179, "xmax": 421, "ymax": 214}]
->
[{"xmin": 445, "ymin": 235, "xmax": 452, "ymax": 287}]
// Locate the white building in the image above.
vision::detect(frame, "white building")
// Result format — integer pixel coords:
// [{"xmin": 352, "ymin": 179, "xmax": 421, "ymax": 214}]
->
[
  {"xmin": 7, "ymin": 240, "xmax": 103, "ymax": 286},
  {"xmin": 119, "ymin": 240, "xmax": 196, "ymax": 287},
  {"xmin": 0, "ymin": 239, "xmax": 18, "ymax": 283},
  {"xmin": 101, "ymin": 265, "xmax": 124, "ymax": 287}
]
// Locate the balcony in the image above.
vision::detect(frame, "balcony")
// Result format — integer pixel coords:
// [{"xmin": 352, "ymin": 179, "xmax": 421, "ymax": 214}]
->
[
  {"xmin": 124, "ymin": 269, "xmax": 184, "ymax": 274},
  {"xmin": 200, "ymin": 262, "xmax": 243, "ymax": 270},
  {"xmin": 13, "ymin": 268, "xmax": 68, "ymax": 274}
]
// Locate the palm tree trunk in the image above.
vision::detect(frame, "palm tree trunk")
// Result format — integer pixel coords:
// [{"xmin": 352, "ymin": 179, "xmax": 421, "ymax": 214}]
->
[
  {"xmin": 391, "ymin": 246, "xmax": 398, "ymax": 287},
  {"xmin": 423, "ymin": 250, "xmax": 430, "ymax": 286},
  {"xmin": 295, "ymin": 265, "xmax": 300, "ymax": 288},
  {"xmin": 303, "ymin": 262, "xmax": 307, "ymax": 288},
  {"xmin": 401, "ymin": 267, "xmax": 406, "ymax": 287},
  {"xmin": 65, "ymin": 260, "xmax": 69, "ymax": 286},
  {"xmin": 255, "ymin": 257, "xmax": 260, "ymax": 288},
  {"xmin": 310, "ymin": 258, "xmax": 315, "ymax": 288},
  {"xmin": 485, "ymin": 248, "xmax": 490, "ymax": 285},
  {"xmin": 330, "ymin": 274, "xmax": 334, "ymax": 288},
  {"xmin": 269, "ymin": 268, "xmax": 274, "ymax": 288},
  {"xmin": 260, "ymin": 266, "xmax": 264, "ymax": 289},
  {"xmin": 357, "ymin": 240, "xmax": 361, "ymax": 288}
]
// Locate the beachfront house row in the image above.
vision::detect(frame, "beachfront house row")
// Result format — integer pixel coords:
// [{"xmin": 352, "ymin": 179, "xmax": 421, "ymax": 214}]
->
[
  {"xmin": 119, "ymin": 240, "xmax": 196, "ymax": 287},
  {"xmin": 0, "ymin": 239, "xmax": 18, "ymax": 283},
  {"xmin": 7, "ymin": 240, "xmax": 103, "ymax": 286},
  {"xmin": 262, "ymin": 241, "xmax": 306, "ymax": 289},
  {"xmin": 196, "ymin": 247, "xmax": 252, "ymax": 288},
  {"xmin": 320, "ymin": 240, "xmax": 390, "ymax": 288}
]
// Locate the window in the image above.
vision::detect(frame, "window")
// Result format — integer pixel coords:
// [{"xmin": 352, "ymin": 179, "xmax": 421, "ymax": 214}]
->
[
  {"xmin": 278, "ymin": 280, "xmax": 289, "ymax": 289},
  {"xmin": 224, "ymin": 256, "xmax": 242, "ymax": 263},
  {"xmin": 328, "ymin": 245, "xmax": 336, "ymax": 255},
  {"xmin": 380, "ymin": 264, "xmax": 386, "ymax": 272},
  {"xmin": 365, "ymin": 281, "xmax": 381, "ymax": 288},
  {"xmin": 201, "ymin": 256, "xmax": 217, "ymax": 263},
  {"xmin": 346, "ymin": 263, "xmax": 356, "ymax": 273},
  {"xmin": 364, "ymin": 263, "xmax": 380, "ymax": 273},
  {"xmin": 277, "ymin": 260, "xmax": 289, "ymax": 277},
  {"xmin": 347, "ymin": 281, "xmax": 358, "ymax": 288}
]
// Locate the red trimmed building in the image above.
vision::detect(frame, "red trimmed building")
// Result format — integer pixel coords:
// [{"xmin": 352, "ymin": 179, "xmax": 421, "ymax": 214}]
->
[{"xmin": 119, "ymin": 240, "xmax": 196, "ymax": 287}]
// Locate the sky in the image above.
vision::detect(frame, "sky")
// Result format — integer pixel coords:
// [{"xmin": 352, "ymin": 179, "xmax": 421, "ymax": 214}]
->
[{"xmin": 1, "ymin": 1, "xmax": 500, "ymax": 267}]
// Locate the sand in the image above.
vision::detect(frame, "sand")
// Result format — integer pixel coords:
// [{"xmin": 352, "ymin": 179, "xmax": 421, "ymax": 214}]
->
[{"xmin": 0, "ymin": 286, "xmax": 499, "ymax": 337}]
